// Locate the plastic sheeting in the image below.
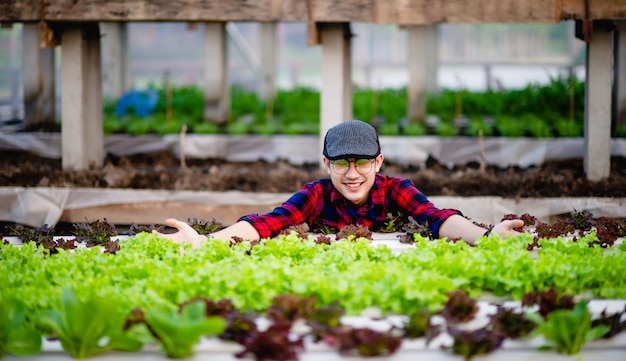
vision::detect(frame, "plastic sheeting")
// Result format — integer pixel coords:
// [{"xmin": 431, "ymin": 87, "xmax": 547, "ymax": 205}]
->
[
  {"xmin": 2, "ymin": 134, "xmax": 626, "ymax": 227},
  {"xmin": 3, "ymin": 133, "xmax": 626, "ymax": 167},
  {"xmin": 1, "ymin": 186, "xmax": 625, "ymax": 227}
]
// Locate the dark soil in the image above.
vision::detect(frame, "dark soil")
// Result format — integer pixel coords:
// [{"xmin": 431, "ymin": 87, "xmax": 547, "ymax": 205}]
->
[{"xmin": 2, "ymin": 151, "xmax": 626, "ymax": 198}]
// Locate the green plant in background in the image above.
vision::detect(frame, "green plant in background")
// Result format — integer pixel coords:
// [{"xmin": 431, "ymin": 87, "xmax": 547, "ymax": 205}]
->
[
  {"xmin": 273, "ymin": 87, "xmax": 320, "ymax": 127},
  {"xmin": 520, "ymin": 113, "xmax": 553, "ymax": 138},
  {"xmin": 353, "ymin": 89, "xmax": 376, "ymax": 123},
  {"xmin": 466, "ymin": 116, "xmax": 494, "ymax": 137},
  {"xmin": 495, "ymin": 115, "xmax": 526, "ymax": 137},
  {"xmin": 377, "ymin": 88, "xmax": 407, "ymax": 125},
  {"xmin": 378, "ymin": 123, "xmax": 400, "ymax": 135},
  {"xmin": 435, "ymin": 121, "xmax": 459, "ymax": 137},
  {"xmin": 193, "ymin": 121, "xmax": 220, "ymax": 134},
  {"xmin": 553, "ymin": 116, "xmax": 582, "ymax": 137},
  {"xmin": 402, "ymin": 122, "xmax": 427, "ymax": 136},
  {"xmin": 98, "ymin": 75, "xmax": 613, "ymax": 138}
]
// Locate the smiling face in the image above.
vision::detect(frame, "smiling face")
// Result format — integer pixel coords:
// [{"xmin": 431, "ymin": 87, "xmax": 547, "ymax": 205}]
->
[{"xmin": 323, "ymin": 154, "xmax": 384, "ymax": 206}]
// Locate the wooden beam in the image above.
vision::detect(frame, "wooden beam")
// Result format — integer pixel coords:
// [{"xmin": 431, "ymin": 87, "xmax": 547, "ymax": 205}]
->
[
  {"xmin": 584, "ymin": 23, "xmax": 613, "ymax": 181},
  {"xmin": 616, "ymin": 21, "xmax": 626, "ymax": 130},
  {"xmin": 100, "ymin": 22, "xmax": 129, "ymax": 100},
  {"xmin": 61, "ymin": 24, "xmax": 104, "ymax": 171},
  {"xmin": 407, "ymin": 25, "xmax": 438, "ymax": 122},
  {"xmin": 4, "ymin": 0, "xmax": 626, "ymax": 24},
  {"xmin": 562, "ymin": 0, "xmax": 626, "ymax": 21},
  {"xmin": 22, "ymin": 23, "xmax": 56, "ymax": 129},
  {"xmin": 318, "ymin": 23, "xmax": 352, "ymax": 166},
  {"xmin": 320, "ymin": 22, "xmax": 352, "ymax": 166},
  {"xmin": 259, "ymin": 22, "xmax": 277, "ymax": 102},
  {"xmin": 0, "ymin": 0, "xmax": 40, "ymax": 21},
  {"xmin": 203, "ymin": 22, "xmax": 229, "ymax": 124}
]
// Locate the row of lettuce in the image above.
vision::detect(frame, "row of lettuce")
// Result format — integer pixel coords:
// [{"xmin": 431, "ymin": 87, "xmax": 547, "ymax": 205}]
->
[
  {"xmin": 99, "ymin": 76, "xmax": 626, "ymax": 138},
  {"xmin": 1, "ymin": 231, "xmax": 625, "ymax": 359}
]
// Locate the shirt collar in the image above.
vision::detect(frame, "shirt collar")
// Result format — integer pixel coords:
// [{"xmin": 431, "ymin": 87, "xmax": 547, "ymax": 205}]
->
[{"xmin": 329, "ymin": 175, "xmax": 381, "ymax": 206}]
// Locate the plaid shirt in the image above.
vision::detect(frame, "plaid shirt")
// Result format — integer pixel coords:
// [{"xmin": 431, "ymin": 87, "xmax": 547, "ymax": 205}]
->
[{"xmin": 239, "ymin": 175, "xmax": 462, "ymax": 239}]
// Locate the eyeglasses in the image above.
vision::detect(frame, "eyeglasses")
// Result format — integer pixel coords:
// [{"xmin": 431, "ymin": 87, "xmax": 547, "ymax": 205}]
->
[{"xmin": 330, "ymin": 159, "xmax": 375, "ymax": 175}]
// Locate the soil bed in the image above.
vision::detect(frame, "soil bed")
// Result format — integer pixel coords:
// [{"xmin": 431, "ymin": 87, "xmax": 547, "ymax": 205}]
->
[{"xmin": 2, "ymin": 151, "xmax": 626, "ymax": 198}]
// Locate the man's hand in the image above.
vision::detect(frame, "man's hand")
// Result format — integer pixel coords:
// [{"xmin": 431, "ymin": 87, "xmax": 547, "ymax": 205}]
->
[
  {"xmin": 153, "ymin": 218, "xmax": 207, "ymax": 249},
  {"xmin": 491, "ymin": 219, "xmax": 525, "ymax": 238}
]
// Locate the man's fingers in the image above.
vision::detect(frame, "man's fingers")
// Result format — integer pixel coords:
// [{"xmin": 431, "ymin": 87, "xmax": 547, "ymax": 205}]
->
[
  {"xmin": 164, "ymin": 218, "xmax": 182, "ymax": 228},
  {"xmin": 508, "ymin": 219, "xmax": 525, "ymax": 228}
]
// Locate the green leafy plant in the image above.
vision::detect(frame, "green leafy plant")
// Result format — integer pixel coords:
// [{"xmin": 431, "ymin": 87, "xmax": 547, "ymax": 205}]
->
[
  {"xmin": 526, "ymin": 301, "xmax": 610, "ymax": 355},
  {"xmin": 0, "ymin": 297, "xmax": 41, "ymax": 357},
  {"xmin": 72, "ymin": 218, "xmax": 118, "ymax": 246},
  {"xmin": 96, "ymin": 75, "xmax": 593, "ymax": 138},
  {"xmin": 495, "ymin": 116, "xmax": 526, "ymax": 137},
  {"xmin": 144, "ymin": 300, "xmax": 227, "ymax": 358},
  {"xmin": 447, "ymin": 327, "xmax": 506, "ymax": 361},
  {"xmin": 7, "ymin": 224, "xmax": 55, "ymax": 245},
  {"xmin": 520, "ymin": 113, "xmax": 553, "ymax": 138},
  {"xmin": 187, "ymin": 218, "xmax": 224, "ymax": 234},
  {"xmin": 335, "ymin": 224, "xmax": 373, "ymax": 241},
  {"xmin": 380, "ymin": 212, "xmax": 406, "ymax": 233},
  {"xmin": 404, "ymin": 307, "xmax": 431, "ymax": 338},
  {"xmin": 36, "ymin": 289, "xmax": 142, "ymax": 358}
]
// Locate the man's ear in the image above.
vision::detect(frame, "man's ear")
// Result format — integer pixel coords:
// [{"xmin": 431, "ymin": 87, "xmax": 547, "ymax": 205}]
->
[
  {"xmin": 322, "ymin": 157, "xmax": 331, "ymax": 174},
  {"xmin": 375, "ymin": 154, "xmax": 384, "ymax": 172}
]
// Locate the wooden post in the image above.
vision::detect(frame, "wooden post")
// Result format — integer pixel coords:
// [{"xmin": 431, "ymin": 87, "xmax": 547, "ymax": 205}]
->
[
  {"xmin": 320, "ymin": 22, "xmax": 352, "ymax": 165},
  {"xmin": 407, "ymin": 25, "xmax": 438, "ymax": 123},
  {"xmin": 584, "ymin": 24, "xmax": 613, "ymax": 181},
  {"xmin": 22, "ymin": 22, "xmax": 56, "ymax": 129},
  {"xmin": 259, "ymin": 22, "xmax": 277, "ymax": 102},
  {"xmin": 60, "ymin": 24, "xmax": 104, "ymax": 170},
  {"xmin": 615, "ymin": 21, "xmax": 626, "ymax": 131},
  {"xmin": 203, "ymin": 22, "xmax": 229, "ymax": 124},
  {"xmin": 100, "ymin": 22, "xmax": 128, "ymax": 100}
]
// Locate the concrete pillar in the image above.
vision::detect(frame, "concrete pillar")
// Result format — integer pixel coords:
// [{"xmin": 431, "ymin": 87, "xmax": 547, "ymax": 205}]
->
[
  {"xmin": 615, "ymin": 21, "xmax": 626, "ymax": 130},
  {"xmin": 407, "ymin": 25, "xmax": 439, "ymax": 122},
  {"xmin": 100, "ymin": 22, "xmax": 128, "ymax": 100},
  {"xmin": 259, "ymin": 22, "xmax": 277, "ymax": 102},
  {"xmin": 203, "ymin": 22, "xmax": 229, "ymax": 123},
  {"xmin": 320, "ymin": 23, "xmax": 352, "ymax": 163},
  {"xmin": 22, "ymin": 22, "xmax": 56, "ymax": 129},
  {"xmin": 60, "ymin": 24, "xmax": 104, "ymax": 170},
  {"xmin": 584, "ymin": 25, "xmax": 613, "ymax": 181}
]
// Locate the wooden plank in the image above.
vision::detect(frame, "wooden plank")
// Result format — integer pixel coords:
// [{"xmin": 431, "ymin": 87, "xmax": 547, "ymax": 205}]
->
[
  {"xmin": 203, "ymin": 22, "xmax": 229, "ymax": 123},
  {"xmin": 583, "ymin": 25, "xmax": 612, "ymax": 181},
  {"xmin": 320, "ymin": 23, "xmax": 352, "ymax": 167},
  {"xmin": 375, "ymin": 0, "xmax": 560, "ymax": 24},
  {"xmin": 562, "ymin": 0, "xmax": 626, "ymax": 20},
  {"xmin": 41, "ymin": 0, "xmax": 308, "ymax": 22},
  {"xmin": 59, "ymin": 203, "xmax": 278, "ymax": 226},
  {"xmin": 4, "ymin": 0, "xmax": 625, "ymax": 23},
  {"xmin": 61, "ymin": 24, "xmax": 104, "ymax": 171},
  {"xmin": 0, "ymin": 0, "xmax": 40, "ymax": 22},
  {"xmin": 616, "ymin": 21, "xmax": 626, "ymax": 130}
]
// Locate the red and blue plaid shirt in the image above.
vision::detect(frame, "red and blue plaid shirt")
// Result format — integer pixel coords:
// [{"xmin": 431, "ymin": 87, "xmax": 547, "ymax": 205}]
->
[{"xmin": 239, "ymin": 175, "xmax": 462, "ymax": 239}]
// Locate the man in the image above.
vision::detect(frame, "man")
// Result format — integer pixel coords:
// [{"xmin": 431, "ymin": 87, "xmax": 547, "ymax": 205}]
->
[{"xmin": 157, "ymin": 120, "xmax": 523, "ymax": 247}]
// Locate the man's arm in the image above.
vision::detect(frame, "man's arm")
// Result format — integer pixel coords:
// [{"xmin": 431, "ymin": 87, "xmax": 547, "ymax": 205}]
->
[
  {"xmin": 154, "ymin": 219, "xmax": 260, "ymax": 248},
  {"xmin": 438, "ymin": 214, "xmax": 524, "ymax": 245}
]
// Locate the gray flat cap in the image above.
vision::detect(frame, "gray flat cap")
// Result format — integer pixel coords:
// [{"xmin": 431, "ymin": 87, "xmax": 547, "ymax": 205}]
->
[{"xmin": 323, "ymin": 120, "xmax": 381, "ymax": 160}]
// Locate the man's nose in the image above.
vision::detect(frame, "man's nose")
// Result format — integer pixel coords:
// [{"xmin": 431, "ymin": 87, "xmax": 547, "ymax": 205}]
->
[{"xmin": 345, "ymin": 161, "xmax": 360, "ymax": 176}]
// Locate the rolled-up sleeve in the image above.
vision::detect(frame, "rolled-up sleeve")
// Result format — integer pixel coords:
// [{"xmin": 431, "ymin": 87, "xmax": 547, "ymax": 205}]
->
[
  {"xmin": 390, "ymin": 179, "xmax": 462, "ymax": 238},
  {"xmin": 238, "ymin": 182, "xmax": 323, "ymax": 238}
]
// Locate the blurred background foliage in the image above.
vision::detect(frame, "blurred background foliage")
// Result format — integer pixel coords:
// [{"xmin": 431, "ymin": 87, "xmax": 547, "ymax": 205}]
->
[{"xmin": 103, "ymin": 75, "xmax": 625, "ymax": 138}]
